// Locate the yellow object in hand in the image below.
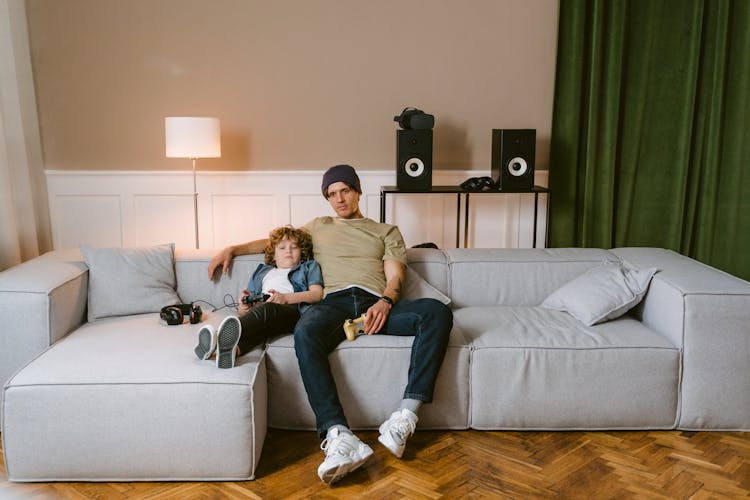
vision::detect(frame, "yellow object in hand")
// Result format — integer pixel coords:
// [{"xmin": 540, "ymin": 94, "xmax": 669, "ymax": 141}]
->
[{"xmin": 343, "ymin": 314, "xmax": 367, "ymax": 341}]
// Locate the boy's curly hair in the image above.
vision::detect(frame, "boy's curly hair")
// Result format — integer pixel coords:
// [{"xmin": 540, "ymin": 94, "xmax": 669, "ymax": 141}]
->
[{"xmin": 264, "ymin": 226, "xmax": 314, "ymax": 266}]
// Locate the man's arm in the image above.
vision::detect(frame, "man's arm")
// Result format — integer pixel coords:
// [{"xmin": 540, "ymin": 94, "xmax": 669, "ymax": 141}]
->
[
  {"xmin": 364, "ymin": 259, "xmax": 405, "ymax": 334},
  {"xmin": 381, "ymin": 259, "xmax": 405, "ymax": 304},
  {"xmin": 207, "ymin": 239, "xmax": 268, "ymax": 279}
]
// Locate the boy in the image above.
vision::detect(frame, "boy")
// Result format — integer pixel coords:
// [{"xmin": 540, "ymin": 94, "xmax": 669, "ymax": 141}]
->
[{"xmin": 195, "ymin": 226, "xmax": 323, "ymax": 368}]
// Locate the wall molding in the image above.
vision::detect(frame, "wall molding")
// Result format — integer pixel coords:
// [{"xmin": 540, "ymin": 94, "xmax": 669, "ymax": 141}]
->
[{"xmin": 46, "ymin": 169, "xmax": 548, "ymax": 250}]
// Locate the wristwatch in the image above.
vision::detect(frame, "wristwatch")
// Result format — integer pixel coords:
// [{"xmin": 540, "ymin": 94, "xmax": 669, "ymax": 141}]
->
[{"xmin": 379, "ymin": 295, "xmax": 394, "ymax": 305}]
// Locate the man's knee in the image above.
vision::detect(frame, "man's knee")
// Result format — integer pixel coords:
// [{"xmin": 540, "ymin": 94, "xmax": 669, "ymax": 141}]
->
[
  {"xmin": 420, "ymin": 298, "xmax": 453, "ymax": 327},
  {"xmin": 293, "ymin": 322, "xmax": 315, "ymax": 350},
  {"xmin": 293, "ymin": 311, "xmax": 336, "ymax": 354}
]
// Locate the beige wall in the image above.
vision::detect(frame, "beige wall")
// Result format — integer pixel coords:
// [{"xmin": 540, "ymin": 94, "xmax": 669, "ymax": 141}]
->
[{"xmin": 26, "ymin": 0, "xmax": 558, "ymax": 172}]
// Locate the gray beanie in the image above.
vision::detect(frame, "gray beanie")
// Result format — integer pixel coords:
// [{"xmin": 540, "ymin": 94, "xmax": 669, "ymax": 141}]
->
[{"xmin": 321, "ymin": 164, "xmax": 362, "ymax": 197}]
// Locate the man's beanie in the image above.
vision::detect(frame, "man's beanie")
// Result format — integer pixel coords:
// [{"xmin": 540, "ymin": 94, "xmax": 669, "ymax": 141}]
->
[{"xmin": 321, "ymin": 164, "xmax": 362, "ymax": 197}]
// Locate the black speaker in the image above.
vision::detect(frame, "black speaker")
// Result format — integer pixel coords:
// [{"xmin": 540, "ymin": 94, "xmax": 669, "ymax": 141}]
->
[
  {"xmin": 397, "ymin": 129, "xmax": 432, "ymax": 190},
  {"xmin": 491, "ymin": 129, "xmax": 535, "ymax": 191}
]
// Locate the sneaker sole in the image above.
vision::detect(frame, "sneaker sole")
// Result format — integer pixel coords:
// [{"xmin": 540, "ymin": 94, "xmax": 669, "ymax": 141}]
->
[
  {"xmin": 377, "ymin": 432, "xmax": 404, "ymax": 458},
  {"xmin": 378, "ymin": 412, "xmax": 417, "ymax": 459},
  {"xmin": 319, "ymin": 445, "xmax": 374, "ymax": 484},
  {"xmin": 216, "ymin": 317, "xmax": 241, "ymax": 369},
  {"xmin": 193, "ymin": 326, "xmax": 215, "ymax": 360}
]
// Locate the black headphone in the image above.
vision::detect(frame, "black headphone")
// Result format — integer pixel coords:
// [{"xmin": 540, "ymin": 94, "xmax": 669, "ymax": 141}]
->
[
  {"xmin": 160, "ymin": 303, "xmax": 203, "ymax": 325},
  {"xmin": 393, "ymin": 107, "xmax": 435, "ymax": 130},
  {"xmin": 460, "ymin": 176, "xmax": 496, "ymax": 191}
]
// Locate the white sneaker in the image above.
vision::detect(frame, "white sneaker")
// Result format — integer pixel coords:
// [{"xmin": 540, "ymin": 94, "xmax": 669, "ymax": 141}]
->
[
  {"xmin": 317, "ymin": 428, "xmax": 373, "ymax": 484},
  {"xmin": 378, "ymin": 408, "xmax": 418, "ymax": 458},
  {"xmin": 193, "ymin": 325, "xmax": 216, "ymax": 360},
  {"xmin": 216, "ymin": 316, "xmax": 241, "ymax": 369}
]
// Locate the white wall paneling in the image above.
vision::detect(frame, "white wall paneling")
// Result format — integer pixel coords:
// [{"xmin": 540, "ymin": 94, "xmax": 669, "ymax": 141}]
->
[
  {"xmin": 46, "ymin": 170, "xmax": 548, "ymax": 250},
  {"xmin": 52, "ymin": 194, "xmax": 122, "ymax": 248}
]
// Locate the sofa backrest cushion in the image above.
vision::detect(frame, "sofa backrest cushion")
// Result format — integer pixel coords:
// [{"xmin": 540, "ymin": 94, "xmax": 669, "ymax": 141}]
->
[
  {"xmin": 174, "ymin": 247, "xmax": 624, "ymax": 310},
  {"xmin": 175, "ymin": 250, "xmax": 264, "ymax": 310},
  {"xmin": 445, "ymin": 248, "xmax": 619, "ymax": 307},
  {"xmin": 177, "ymin": 249, "xmax": 453, "ymax": 308},
  {"xmin": 405, "ymin": 248, "xmax": 450, "ymax": 298}
]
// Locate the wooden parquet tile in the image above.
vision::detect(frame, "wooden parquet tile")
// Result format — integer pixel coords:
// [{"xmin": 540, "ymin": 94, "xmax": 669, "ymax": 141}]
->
[{"xmin": 2, "ymin": 429, "xmax": 749, "ymax": 499}]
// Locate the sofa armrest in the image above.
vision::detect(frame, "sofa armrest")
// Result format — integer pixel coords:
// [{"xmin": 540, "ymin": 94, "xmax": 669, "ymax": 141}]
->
[
  {"xmin": 0, "ymin": 251, "xmax": 88, "ymax": 419},
  {"xmin": 612, "ymin": 248, "xmax": 750, "ymax": 430}
]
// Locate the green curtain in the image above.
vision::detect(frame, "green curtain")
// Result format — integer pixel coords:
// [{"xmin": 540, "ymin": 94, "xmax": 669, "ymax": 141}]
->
[{"xmin": 549, "ymin": 0, "xmax": 750, "ymax": 281}]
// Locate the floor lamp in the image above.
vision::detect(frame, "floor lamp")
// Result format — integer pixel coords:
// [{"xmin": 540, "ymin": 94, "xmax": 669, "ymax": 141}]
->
[{"xmin": 165, "ymin": 117, "xmax": 221, "ymax": 249}]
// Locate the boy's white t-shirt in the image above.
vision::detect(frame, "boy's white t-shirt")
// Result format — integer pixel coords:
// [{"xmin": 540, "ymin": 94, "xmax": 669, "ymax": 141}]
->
[{"xmin": 261, "ymin": 267, "xmax": 294, "ymax": 294}]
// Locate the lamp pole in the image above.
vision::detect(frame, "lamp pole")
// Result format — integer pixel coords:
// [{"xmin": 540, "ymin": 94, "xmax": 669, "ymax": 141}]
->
[{"xmin": 192, "ymin": 157, "xmax": 199, "ymax": 249}]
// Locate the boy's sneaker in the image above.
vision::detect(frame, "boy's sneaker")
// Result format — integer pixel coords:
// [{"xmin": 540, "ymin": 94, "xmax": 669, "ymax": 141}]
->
[
  {"xmin": 378, "ymin": 408, "xmax": 418, "ymax": 458},
  {"xmin": 317, "ymin": 428, "xmax": 373, "ymax": 484},
  {"xmin": 216, "ymin": 316, "xmax": 241, "ymax": 369},
  {"xmin": 193, "ymin": 325, "xmax": 216, "ymax": 360}
]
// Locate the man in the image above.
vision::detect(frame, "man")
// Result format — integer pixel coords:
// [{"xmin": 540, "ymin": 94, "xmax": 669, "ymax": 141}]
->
[{"xmin": 208, "ymin": 164, "xmax": 453, "ymax": 484}]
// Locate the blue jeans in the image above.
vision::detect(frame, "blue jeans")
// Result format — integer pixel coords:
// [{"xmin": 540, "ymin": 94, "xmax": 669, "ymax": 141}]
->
[{"xmin": 293, "ymin": 287, "xmax": 453, "ymax": 438}]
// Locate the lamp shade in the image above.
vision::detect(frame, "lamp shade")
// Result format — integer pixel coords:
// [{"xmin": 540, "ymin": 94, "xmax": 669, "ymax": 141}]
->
[{"xmin": 165, "ymin": 117, "xmax": 221, "ymax": 158}]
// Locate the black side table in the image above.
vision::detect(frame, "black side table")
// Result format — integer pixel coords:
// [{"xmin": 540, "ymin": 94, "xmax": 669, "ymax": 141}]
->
[{"xmin": 379, "ymin": 185, "xmax": 549, "ymax": 248}]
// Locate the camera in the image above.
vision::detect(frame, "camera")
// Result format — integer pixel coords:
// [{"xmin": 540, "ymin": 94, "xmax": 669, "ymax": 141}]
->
[
  {"xmin": 393, "ymin": 107, "xmax": 434, "ymax": 130},
  {"xmin": 242, "ymin": 293, "xmax": 270, "ymax": 305}
]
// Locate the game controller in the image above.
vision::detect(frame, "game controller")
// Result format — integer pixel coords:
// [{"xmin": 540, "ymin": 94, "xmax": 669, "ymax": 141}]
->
[
  {"xmin": 241, "ymin": 293, "xmax": 271, "ymax": 305},
  {"xmin": 343, "ymin": 314, "xmax": 367, "ymax": 341}
]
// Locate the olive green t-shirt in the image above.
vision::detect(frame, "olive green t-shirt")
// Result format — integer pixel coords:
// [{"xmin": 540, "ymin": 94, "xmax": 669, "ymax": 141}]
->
[{"xmin": 303, "ymin": 216, "xmax": 407, "ymax": 296}]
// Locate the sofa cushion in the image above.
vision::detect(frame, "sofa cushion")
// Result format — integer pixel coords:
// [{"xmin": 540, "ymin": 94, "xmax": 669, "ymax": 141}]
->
[
  {"xmin": 265, "ymin": 325, "xmax": 471, "ymax": 431},
  {"xmin": 457, "ymin": 305, "xmax": 675, "ymax": 349},
  {"xmin": 405, "ymin": 247, "xmax": 451, "ymax": 298},
  {"xmin": 454, "ymin": 306, "xmax": 680, "ymax": 430},
  {"xmin": 444, "ymin": 248, "xmax": 619, "ymax": 307},
  {"xmin": 175, "ymin": 250, "xmax": 265, "ymax": 309},
  {"xmin": 540, "ymin": 263, "xmax": 657, "ymax": 325},
  {"xmin": 2, "ymin": 311, "xmax": 266, "ymax": 481},
  {"xmin": 80, "ymin": 243, "xmax": 181, "ymax": 321}
]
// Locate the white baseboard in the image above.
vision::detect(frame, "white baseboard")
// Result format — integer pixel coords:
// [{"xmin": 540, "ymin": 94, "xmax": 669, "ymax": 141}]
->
[{"xmin": 45, "ymin": 169, "xmax": 548, "ymax": 250}]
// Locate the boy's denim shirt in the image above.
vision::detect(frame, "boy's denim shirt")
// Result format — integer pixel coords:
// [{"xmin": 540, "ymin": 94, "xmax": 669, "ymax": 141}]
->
[{"xmin": 246, "ymin": 260, "xmax": 323, "ymax": 313}]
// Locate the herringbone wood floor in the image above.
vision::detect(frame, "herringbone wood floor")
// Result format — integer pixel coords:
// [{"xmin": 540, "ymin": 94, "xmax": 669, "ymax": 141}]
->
[{"xmin": 2, "ymin": 429, "xmax": 749, "ymax": 499}]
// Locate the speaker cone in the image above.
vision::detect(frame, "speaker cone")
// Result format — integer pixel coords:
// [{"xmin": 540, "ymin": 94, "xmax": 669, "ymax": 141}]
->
[
  {"xmin": 507, "ymin": 157, "xmax": 528, "ymax": 177},
  {"xmin": 405, "ymin": 158, "xmax": 425, "ymax": 177}
]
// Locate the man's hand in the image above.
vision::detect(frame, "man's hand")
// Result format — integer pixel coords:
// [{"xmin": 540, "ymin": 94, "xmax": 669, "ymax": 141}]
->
[
  {"xmin": 364, "ymin": 299, "xmax": 392, "ymax": 334},
  {"xmin": 207, "ymin": 239, "xmax": 269, "ymax": 280},
  {"xmin": 208, "ymin": 246, "xmax": 234, "ymax": 279},
  {"xmin": 362, "ymin": 259, "xmax": 403, "ymax": 334}
]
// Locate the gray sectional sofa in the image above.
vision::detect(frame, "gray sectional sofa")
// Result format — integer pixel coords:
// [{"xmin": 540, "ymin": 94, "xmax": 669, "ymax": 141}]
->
[{"xmin": 2, "ymin": 247, "xmax": 749, "ymax": 482}]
